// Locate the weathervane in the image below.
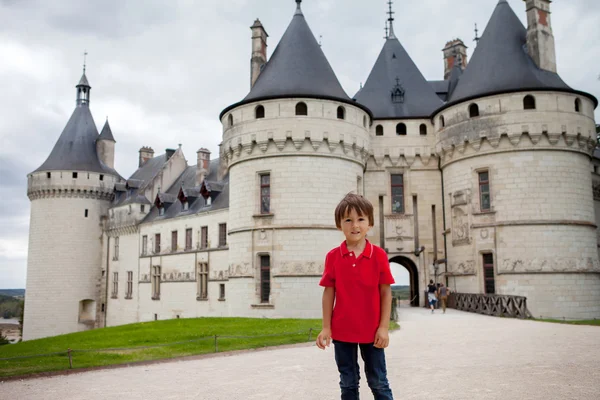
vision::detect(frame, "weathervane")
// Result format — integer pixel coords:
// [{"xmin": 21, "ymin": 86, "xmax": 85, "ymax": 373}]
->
[
  {"xmin": 474, "ymin": 23, "xmax": 480, "ymax": 46},
  {"xmin": 387, "ymin": 0, "xmax": 396, "ymax": 39},
  {"xmin": 83, "ymin": 50, "xmax": 88, "ymax": 73}
]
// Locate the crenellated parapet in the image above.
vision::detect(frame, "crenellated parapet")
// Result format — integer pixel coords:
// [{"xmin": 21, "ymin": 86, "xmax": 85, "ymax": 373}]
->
[
  {"xmin": 220, "ymin": 98, "xmax": 372, "ymax": 168},
  {"xmin": 434, "ymin": 91, "xmax": 597, "ymax": 166},
  {"xmin": 27, "ymin": 171, "xmax": 118, "ymax": 201}
]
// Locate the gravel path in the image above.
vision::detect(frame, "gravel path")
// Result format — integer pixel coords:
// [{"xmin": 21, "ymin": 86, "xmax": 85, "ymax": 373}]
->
[{"xmin": 1, "ymin": 308, "xmax": 598, "ymax": 400}]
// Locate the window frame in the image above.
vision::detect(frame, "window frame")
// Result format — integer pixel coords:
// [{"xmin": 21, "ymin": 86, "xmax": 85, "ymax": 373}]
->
[
  {"xmin": 218, "ymin": 223, "xmax": 227, "ymax": 247},
  {"xmin": 255, "ymin": 105, "xmax": 265, "ymax": 119},
  {"xmin": 396, "ymin": 123, "xmax": 407, "ymax": 136},
  {"xmin": 112, "ymin": 272, "xmax": 118, "ymax": 298},
  {"xmin": 419, "ymin": 124, "xmax": 427, "ymax": 136},
  {"xmin": 469, "ymin": 103, "xmax": 480, "ymax": 118},
  {"xmin": 375, "ymin": 125, "xmax": 384, "ymax": 136},
  {"xmin": 171, "ymin": 230, "xmax": 178, "ymax": 252},
  {"xmin": 154, "ymin": 233, "xmax": 161, "ymax": 254},
  {"xmin": 523, "ymin": 95, "xmax": 536, "ymax": 110},
  {"xmin": 151, "ymin": 265, "xmax": 161, "ymax": 300},
  {"xmin": 337, "ymin": 106, "xmax": 345, "ymax": 120},
  {"xmin": 200, "ymin": 226, "xmax": 208, "ymax": 249},
  {"xmin": 295, "ymin": 102, "xmax": 308, "ymax": 116},
  {"xmin": 126, "ymin": 271, "xmax": 133, "ymax": 299},
  {"xmin": 114, "ymin": 237, "xmax": 119, "ymax": 261},
  {"xmin": 482, "ymin": 253, "xmax": 495, "ymax": 294},
  {"xmin": 478, "ymin": 170, "xmax": 491, "ymax": 212},
  {"xmin": 260, "ymin": 255, "xmax": 271, "ymax": 303},
  {"xmin": 142, "ymin": 235, "xmax": 148, "ymax": 256},
  {"xmin": 260, "ymin": 173, "xmax": 271, "ymax": 214},
  {"xmin": 228, "ymin": 114, "xmax": 233, "ymax": 127},
  {"xmin": 197, "ymin": 263, "xmax": 209, "ymax": 300},
  {"xmin": 219, "ymin": 283, "xmax": 225, "ymax": 300},
  {"xmin": 390, "ymin": 174, "xmax": 405, "ymax": 214},
  {"xmin": 185, "ymin": 228, "xmax": 192, "ymax": 251},
  {"xmin": 575, "ymin": 98, "xmax": 581, "ymax": 113}
]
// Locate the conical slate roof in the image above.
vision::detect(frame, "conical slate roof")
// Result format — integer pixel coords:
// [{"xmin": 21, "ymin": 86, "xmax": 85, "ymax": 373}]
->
[
  {"xmin": 354, "ymin": 32, "xmax": 443, "ymax": 119},
  {"xmin": 220, "ymin": 2, "xmax": 365, "ymax": 118},
  {"xmin": 99, "ymin": 119, "xmax": 116, "ymax": 142},
  {"xmin": 447, "ymin": 0, "xmax": 595, "ymax": 106},
  {"xmin": 34, "ymin": 104, "xmax": 116, "ymax": 174},
  {"xmin": 78, "ymin": 73, "xmax": 90, "ymax": 87}
]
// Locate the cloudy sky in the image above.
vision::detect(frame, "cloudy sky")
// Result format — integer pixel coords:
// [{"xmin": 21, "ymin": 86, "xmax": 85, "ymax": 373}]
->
[{"xmin": 1, "ymin": 0, "xmax": 599, "ymax": 289}]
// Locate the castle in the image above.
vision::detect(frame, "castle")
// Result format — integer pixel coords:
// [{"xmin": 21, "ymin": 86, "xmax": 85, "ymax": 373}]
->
[{"xmin": 23, "ymin": 0, "xmax": 600, "ymax": 340}]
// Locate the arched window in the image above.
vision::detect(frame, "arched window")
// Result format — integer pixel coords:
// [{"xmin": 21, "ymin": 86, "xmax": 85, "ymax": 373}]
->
[
  {"xmin": 575, "ymin": 98, "xmax": 581, "ymax": 113},
  {"xmin": 396, "ymin": 123, "xmax": 407, "ymax": 136},
  {"xmin": 337, "ymin": 106, "xmax": 345, "ymax": 120},
  {"xmin": 469, "ymin": 103, "xmax": 479, "ymax": 118},
  {"xmin": 255, "ymin": 105, "xmax": 265, "ymax": 119},
  {"xmin": 439, "ymin": 115, "xmax": 445, "ymax": 128},
  {"xmin": 296, "ymin": 102, "xmax": 308, "ymax": 116},
  {"xmin": 228, "ymin": 114, "xmax": 233, "ymax": 127},
  {"xmin": 376, "ymin": 125, "xmax": 384, "ymax": 136},
  {"xmin": 363, "ymin": 116, "xmax": 367, "ymax": 128},
  {"xmin": 523, "ymin": 95, "xmax": 536, "ymax": 110},
  {"xmin": 419, "ymin": 124, "xmax": 427, "ymax": 136}
]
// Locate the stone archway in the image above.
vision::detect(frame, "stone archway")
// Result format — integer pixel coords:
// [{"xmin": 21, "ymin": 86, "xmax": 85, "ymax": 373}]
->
[{"xmin": 389, "ymin": 256, "xmax": 420, "ymax": 307}]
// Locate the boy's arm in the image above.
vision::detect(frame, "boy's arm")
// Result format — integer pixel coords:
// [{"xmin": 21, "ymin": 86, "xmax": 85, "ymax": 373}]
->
[
  {"xmin": 316, "ymin": 286, "xmax": 335, "ymax": 349},
  {"xmin": 374, "ymin": 284, "xmax": 392, "ymax": 348}
]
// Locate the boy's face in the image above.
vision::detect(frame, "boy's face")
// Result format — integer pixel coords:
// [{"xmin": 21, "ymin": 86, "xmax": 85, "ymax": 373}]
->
[{"xmin": 339, "ymin": 208, "xmax": 372, "ymax": 245}]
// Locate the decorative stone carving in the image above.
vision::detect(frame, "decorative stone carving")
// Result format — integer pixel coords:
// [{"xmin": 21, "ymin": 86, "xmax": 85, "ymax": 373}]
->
[
  {"xmin": 451, "ymin": 206, "xmax": 470, "ymax": 246},
  {"xmin": 384, "ymin": 214, "xmax": 414, "ymax": 252},
  {"xmin": 209, "ymin": 270, "xmax": 229, "ymax": 281},
  {"xmin": 276, "ymin": 261, "xmax": 323, "ymax": 276},
  {"xmin": 499, "ymin": 257, "xmax": 600, "ymax": 273},
  {"xmin": 228, "ymin": 262, "xmax": 253, "ymax": 278},
  {"xmin": 448, "ymin": 260, "xmax": 475, "ymax": 275}
]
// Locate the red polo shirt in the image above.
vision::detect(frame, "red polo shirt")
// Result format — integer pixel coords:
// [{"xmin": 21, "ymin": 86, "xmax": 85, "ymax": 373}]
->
[{"xmin": 319, "ymin": 239, "xmax": 395, "ymax": 343}]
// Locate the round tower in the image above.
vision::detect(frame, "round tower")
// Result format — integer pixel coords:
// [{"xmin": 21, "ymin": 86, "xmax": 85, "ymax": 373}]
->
[
  {"xmin": 24, "ymin": 71, "xmax": 121, "ymax": 340},
  {"xmin": 434, "ymin": 0, "xmax": 600, "ymax": 319},
  {"xmin": 219, "ymin": 0, "xmax": 372, "ymax": 317}
]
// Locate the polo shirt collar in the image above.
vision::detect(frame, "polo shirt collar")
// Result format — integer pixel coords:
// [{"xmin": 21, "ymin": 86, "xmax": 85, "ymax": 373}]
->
[{"xmin": 339, "ymin": 239, "xmax": 374, "ymax": 258}]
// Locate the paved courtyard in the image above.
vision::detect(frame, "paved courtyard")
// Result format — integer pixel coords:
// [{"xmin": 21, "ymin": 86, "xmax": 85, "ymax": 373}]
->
[{"xmin": 1, "ymin": 307, "xmax": 598, "ymax": 400}]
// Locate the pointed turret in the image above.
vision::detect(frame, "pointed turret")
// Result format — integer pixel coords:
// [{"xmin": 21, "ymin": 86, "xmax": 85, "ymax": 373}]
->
[
  {"xmin": 97, "ymin": 119, "xmax": 116, "ymax": 169},
  {"xmin": 354, "ymin": 5, "xmax": 442, "ymax": 119},
  {"xmin": 446, "ymin": 0, "xmax": 595, "ymax": 106},
  {"xmin": 33, "ymin": 73, "xmax": 119, "ymax": 175},
  {"xmin": 222, "ymin": 0, "xmax": 351, "ymax": 116}
]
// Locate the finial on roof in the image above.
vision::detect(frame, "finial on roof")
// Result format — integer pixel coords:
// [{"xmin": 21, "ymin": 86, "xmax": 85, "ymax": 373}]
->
[
  {"xmin": 384, "ymin": 20, "xmax": 389, "ymax": 40},
  {"xmin": 295, "ymin": 0, "xmax": 302, "ymax": 15},
  {"xmin": 474, "ymin": 23, "xmax": 480, "ymax": 46},
  {"xmin": 83, "ymin": 50, "xmax": 87, "ymax": 74},
  {"xmin": 387, "ymin": 0, "xmax": 396, "ymax": 39},
  {"xmin": 319, "ymin": 35, "xmax": 322, "ymax": 47}
]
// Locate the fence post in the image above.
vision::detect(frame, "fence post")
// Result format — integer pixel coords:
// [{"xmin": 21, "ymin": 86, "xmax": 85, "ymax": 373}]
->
[
  {"xmin": 214, "ymin": 335, "xmax": 218, "ymax": 353},
  {"xmin": 308, "ymin": 328, "xmax": 313, "ymax": 341},
  {"xmin": 67, "ymin": 348, "xmax": 73, "ymax": 369}
]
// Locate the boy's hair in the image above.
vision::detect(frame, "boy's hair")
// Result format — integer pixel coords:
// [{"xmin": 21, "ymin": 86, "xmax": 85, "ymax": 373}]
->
[{"xmin": 334, "ymin": 193, "xmax": 374, "ymax": 228}]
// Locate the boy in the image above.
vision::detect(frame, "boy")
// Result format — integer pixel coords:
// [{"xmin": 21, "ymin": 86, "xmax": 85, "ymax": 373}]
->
[{"xmin": 316, "ymin": 193, "xmax": 395, "ymax": 400}]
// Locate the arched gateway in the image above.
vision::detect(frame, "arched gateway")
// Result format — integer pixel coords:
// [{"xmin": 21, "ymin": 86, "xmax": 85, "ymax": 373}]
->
[{"xmin": 389, "ymin": 256, "xmax": 419, "ymax": 307}]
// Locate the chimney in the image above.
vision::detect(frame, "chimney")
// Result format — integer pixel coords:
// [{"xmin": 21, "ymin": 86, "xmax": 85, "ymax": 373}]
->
[
  {"xmin": 250, "ymin": 19, "xmax": 268, "ymax": 88},
  {"xmin": 139, "ymin": 146, "xmax": 154, "ymax": 167},
  {"xmin": 442, "ymin": 39, "xmax": 468, "ymax": 80},
  {"xmin": 196, "ymin": 148, "xmax": 211, "ymax": 185},
  {"xmin": 165, "ymin": 148, "xmax": 176, "ymax": 161},
  {"xmin": 524, "ymin": 0, "xmax": 556, "ymax": 72}
]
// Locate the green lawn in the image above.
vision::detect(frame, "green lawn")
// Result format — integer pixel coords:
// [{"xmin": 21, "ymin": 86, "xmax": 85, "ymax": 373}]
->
[
  {"xmin": 536, "ymin": 318, "xmax": 600, "ymax": 327},
  {"xmin": 0, "ymin": 318, "xmax": 399, "ymax": 378}
]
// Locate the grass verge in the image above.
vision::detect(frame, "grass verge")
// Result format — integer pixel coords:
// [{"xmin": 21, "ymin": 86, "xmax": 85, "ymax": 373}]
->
[
  {"xmin": 0, "ymin": 318, "xmax": 399, "ymax": 378},
  {"xmin": 535, "ymin": 318, "xmax": 600, "ymax": 327}
]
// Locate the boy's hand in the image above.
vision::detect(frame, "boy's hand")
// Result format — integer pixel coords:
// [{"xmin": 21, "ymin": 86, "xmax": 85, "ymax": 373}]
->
[
  {"xmin": 316, "ymin": 328, "xmax": 332, "ymax": 350},
  {"xmin": 374, "ymin": 327, "xmax": 389, "ymax": 349}
]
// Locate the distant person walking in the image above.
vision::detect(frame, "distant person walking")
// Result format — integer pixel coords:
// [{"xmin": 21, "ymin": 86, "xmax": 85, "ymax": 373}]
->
[
  {"xmin": 438, "ymin": 283, "xmax": 450, "ymax": 313},
  {"xmin": 427, "ymin": 280, "xmax": 437, "ymax": 313}
]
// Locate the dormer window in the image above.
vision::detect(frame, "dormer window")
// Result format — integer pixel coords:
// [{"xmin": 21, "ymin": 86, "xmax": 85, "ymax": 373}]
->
[
  {"xmin": 159, "ymin": 207, "xmax": 165, "ymax": 216},
  {"xmin": 390, "ymin": 78, "xmax": 405, "ymax": 104},
  {"xmin": 295, "ymin": 102, "xmax": 308, "ymax": 116},
  {"xmin": 183, "ymin": 201, "xmax": 189, "ymax": 211},
  {"xmin": 255, "ymin": 105, "xmax": 265, "ymax": 119}
]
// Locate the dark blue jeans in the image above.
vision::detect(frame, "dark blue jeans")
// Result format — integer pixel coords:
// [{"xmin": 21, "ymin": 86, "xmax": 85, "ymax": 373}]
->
[{"xmin": 333, "ymin": 340, "xmax": 394, "ymax": 400}]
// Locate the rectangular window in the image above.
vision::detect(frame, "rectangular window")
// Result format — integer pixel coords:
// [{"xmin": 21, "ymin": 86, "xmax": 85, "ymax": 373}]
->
[
  {"xmin": 219, "ymin": 224, "xmax": 227, "ymax": 247},
  {"xmin": 260, "ymin": 174, "xmax": 270, "ymax": 214},
  {"xmin": 483, "ymin": 254, "xmax": 495, "ymax": 294},
  {"xmin": 126, "ymin": 271, "xmax": 133, "ymax": 299},
  {"xmin": 391, "ymin": 174, "xmax": 404, "ymax": 214},
  {"xmin": 219, "ymin": 284, "xmax": 225, "ymax": 300},
  {"xmin": 141, "ymin": 205, "xmax": 145, "ymax": 213},
  {"xmin": 142, "ymin": 235, "xmax": 148, "ymax": 255},
  {"xmin": 357, "ymin": 176, "xmax": 362, "ymax": 195},
  {"xmin": 154, "ymin": 233, "xmax": 161, "ymax": 254},
  {"xmin": 99, "ymin": 174, "xmax": 104, "ymax": 181},
  {"xmin": 112, "ymin": 272, "xmax": 118, "ymax": 298},
  {"xmin": 201, "ymin": 226, "xmax": 208, "ymax": 249},
  {"xmin": 152, "ymin": 266, "xmax": 161, "ymax": 299},
  {"xmin": 47, "ymin": 172, "xmax": 51, "ymax": 179},
  {"xmin": 171, "ymin": 231, "xmax": 178, "ymax": 252},
  {"xmin": 73, "ymin": 172, "xmax": 78, "ymax": 179},
  {"xmin": 479, "ymin": 171, "xmax": 491, "ymax": 211},
  {"xmin": 85, "ymin": 209, "xmax": 88, "ymax": 218},
  {"xmin": 185, "ymin": 228, "xmax": 192, "ymax": 250},
  {"xmin": 260, "ymin": 255, "xmax": 271, "ymax": 303},
  {"xmin": 197, "ymin": 263, "xmax": 208, "ymax": 300},
  {"xmin": 114, "ymin": 237, "xmax": 119, "ymax": 260}
]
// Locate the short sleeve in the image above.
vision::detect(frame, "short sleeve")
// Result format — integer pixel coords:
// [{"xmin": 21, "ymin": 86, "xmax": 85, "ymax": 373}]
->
[
  {"xmin": 319, "ymin": 253, "xmax": 336, "ymax": 287},
  {"xmin": 377, "ymin": 251, "xmax": 395, "ymax": 285}
]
